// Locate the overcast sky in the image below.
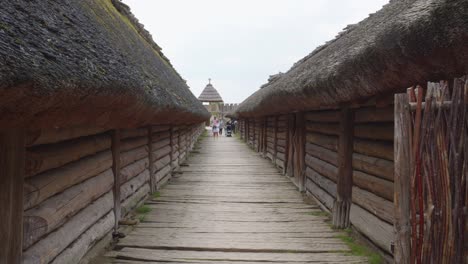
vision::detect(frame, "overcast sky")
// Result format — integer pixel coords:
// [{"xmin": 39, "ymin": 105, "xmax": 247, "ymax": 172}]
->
[{"xmin": 123, "ymin": 0, "xmax": 389, "ymax": 103}]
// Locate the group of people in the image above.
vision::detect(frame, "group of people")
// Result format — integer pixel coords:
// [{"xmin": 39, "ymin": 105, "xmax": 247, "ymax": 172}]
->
[{"xmin": 211, "ymin": 117, "xmax": 236, "ymax": 138}]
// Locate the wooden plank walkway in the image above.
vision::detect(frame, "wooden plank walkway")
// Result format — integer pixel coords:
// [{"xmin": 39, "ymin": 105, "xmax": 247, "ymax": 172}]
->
[{"xmin": 100, "ymin": 133, "xmax": 366, "ymax": 263}]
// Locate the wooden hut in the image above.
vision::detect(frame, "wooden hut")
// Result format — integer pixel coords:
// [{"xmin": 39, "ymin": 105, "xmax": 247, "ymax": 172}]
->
[
  {"xmin": 0, "ymin": 1, "xmax": 209, "ymax": 263},
  {"xmin": 235, "ymin": 0, "xmax": 467, "ymax": 263}
]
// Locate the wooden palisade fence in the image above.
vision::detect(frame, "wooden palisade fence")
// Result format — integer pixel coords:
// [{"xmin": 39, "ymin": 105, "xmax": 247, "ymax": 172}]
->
[{"xmin": 394, "ymin": 79, "xmax": 467, "ymax": 263}]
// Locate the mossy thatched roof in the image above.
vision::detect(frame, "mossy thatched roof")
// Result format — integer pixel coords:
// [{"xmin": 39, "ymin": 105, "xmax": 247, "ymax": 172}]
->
[
  {"xmin": 0, "ymin": 0, "xmax": 209, "ymax": 129},
  {"xmin": 236, "ymin": 0, "xmax": 468, "ymax": 117}
]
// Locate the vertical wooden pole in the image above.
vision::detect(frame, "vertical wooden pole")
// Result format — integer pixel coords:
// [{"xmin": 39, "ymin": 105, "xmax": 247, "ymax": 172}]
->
[
  {"xmin": 264, "ymin": 119, "xmax": 267, "ymax": 154},
  {"xmin": 169, "ymin": 126, "xmax": 174, "ymax": 171},
  {"xmin": 148, "ymin": 126, "xmax": 155, "ymax": 193},
  {"xmin": 286, "ymin": 114, "xmax": 295, "ymax": 177},
  {"xmin": 0, "ymin": 129, "xmax": 25, "ymax": 264},
  {"xmin": 332, "ymin": 106, "xmax": 354, "ymax": 228},
  {"xmin": 273, "ymin": 116, "xmax": 278, "ymax": 162},
  {"xmin": 111, "ymin": 130, "xmax": 121, "ymax": 231},
  {"xmin": 394, "ymin": 94, "xmax": 411, "ymax": 263},
  {"xmin": 295, "ymin": 112, "xmax": 306, "ymax": 192}
]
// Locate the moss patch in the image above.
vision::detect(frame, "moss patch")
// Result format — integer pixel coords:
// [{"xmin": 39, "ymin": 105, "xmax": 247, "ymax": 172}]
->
[
  {"xmin": 136, "ymin": 205, "xmax": 151, "ymax": 214},
  {"xmin": 307, "ymin": 210, "xmax": 330, "ymax": 217},
  {"xmin": 336, "ymin": 229, "xmax": 383, "ymax": 264},
  {"xmin": 152, "ymin": 191, "xmax": 161, "ymax": 199}
]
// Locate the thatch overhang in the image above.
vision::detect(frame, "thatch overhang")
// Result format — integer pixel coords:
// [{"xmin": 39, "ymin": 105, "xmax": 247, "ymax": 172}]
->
[
  {"xmin": 236, "ymin": 0, "xmax": 468, "ymax": 118},
  {"xmin": 0, "ymin": 0, "xmax": 210, "ymax": 129},
  {"xmin": 198, "ymin": 83, "xmax": 224, "ymax": 103}
]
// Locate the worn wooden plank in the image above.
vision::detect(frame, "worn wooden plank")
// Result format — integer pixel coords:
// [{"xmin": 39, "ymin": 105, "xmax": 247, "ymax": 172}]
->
[
  {"xmin": 0, "ymin": 129, "xmax": 25, "ymax": 264},
  {"xmin": 102, "ymin": 133, "xmax": 366, "ymax": 263},
  {"xmin": 394, "ymin": 94, "xmax": 411, "ymax": 263}
]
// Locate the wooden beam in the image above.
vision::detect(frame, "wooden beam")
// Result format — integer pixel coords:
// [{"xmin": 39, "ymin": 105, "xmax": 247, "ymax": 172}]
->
[
  {"xmin": 111, "ymin": 130, "xmax": 121, "ymax": 232},
  {"xmin": 0, "ymin": 129, "xmax": 25, "ymax": 264},
  {"xmin": 148, "ymin": 126, "xmax": 155, "ymax": 193},
  {"xmin": 394, "ymin": 94, "xmax": 411, "ymax": 263},
  {"xmin": 294, "ymin": 112, "xmax": 306, "ymax": 191},
  {"xmin": 332, "ymin": 106, "xmax": 354, "ymax": 229},
  {"xmin": 273, "ymin": 116, "xmax": 278, "ymax": 162}
]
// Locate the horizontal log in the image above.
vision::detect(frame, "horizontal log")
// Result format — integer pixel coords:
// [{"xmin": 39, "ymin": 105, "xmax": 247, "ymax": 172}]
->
[
  {"xmin": 306, "ymin": 122, "xmax": 339, "ymax": 136},
  {"xmin": 26, "ymin": 134, "xmax": 111, "ymax": 177},
  {"xmin": 121, "ymin": 136, "xmax": 148, "ymax": 152},
  {"xmin": 152, "ymin": 145, "xmax": 172, "ymax": 162},
  {"xmin": 121, "ymin": 184, "xmax": 150, "ymax": 218},
  {"xmin": 23, "ymin": 170, "xmax": 113, "ymax": 249},
  {"xmin": 27, "ymin": 127, "xmax": 108, "ymax": 147},
  {"xmin": 151, "ymin": 125, "xmax": 170, "ymax": 133},
  {"xmin": 275, "ymin": 158, "xmax": 285, "ymax": 169},
  {"xmin": 154, "ymin": 155, "xmax": 171, "ymax": 171},
  {"xmin": 276, "ymin": 146, "xmax": 286, "ymax": 153},
  {"xmin": 305, "ymin": 155, "xmax": 337, "ymax": 182},
  {"xmin": 266, "ymin": 142, "xmax": 274, "ymax": 150},
  {"xmin": 352, "ymin": 153, "xmax": 394, "ymax": 181},
  {"xmin": 350, "ymin": 203, "xmax": 393, "ymax": 253},
  {"xmin": 152, "ymin": 131, "xmax": 170, "ymax": 142},
  {"xmin": 353, "ymin": 170, "xmax": 393, "ymax": 201},
  {"xmin": 277, "ymin": 139, "xmax": 286, "ymax": 147},
  {"xmin": 305, "ymin": 167, "xmax": 336, "ymax": 197},
  {"xmin": 305, "ymin": 110, "xmax": 340, "ymax": 123},
  {"xmin": 305, "ymin": 178, "xmax": 333, "ymax": 210},
  {"xmin": 50, "ymin": 211, "xmax": 114, "ymax": 264},
  {"xmin": 354, "ymin": 139, "xmax": 393, "ymax": 161},
  {"xmin": 266, "ymin": 152, "xmax": 273, "ymax": 161},
  {"xmin": 120, "ymin": 157, "xmax": 149, "ymax": 184},
  {"xmin": 306, "ymin": 132, "xmax": 338, "ymax": 151},
  {"xmin": 120, "ymin": 127, "xmax": 147, "ymax": 139},
  {"xmin": 354, "ymin": 123, "xmax": 393, "ymax": 141},
  {"xmin": 305, "ymin": 143, "xmax": 338, "ymax": 166},
  {"xmin": 24, "ymin": 150, "xmax": 112, "ymax": 210},
  {"xmin": 276, "ymin": 152, "xmax": 285, "ymax": 161},
  {"xmin": 23, "ymin": 191, "xmax": 113, "ymax": 264},
  {"xmin": 354, "ymin": 106, "xmax": 393, "ymax": 123},
  {"xmin": 352, "ymin": 186, "xmax": 394, "ymax": 224},
  {"xmin": 120, "ymin": 146, "xmax": 148, "ymax": 168},
  {"xmin": 121, "ymin": 170, "xmax": 150, "ymax": 202},
  {"xmin": 152, "ymin": 138, "xmax": 170, "ymax": 151},
  {"xmin": 276, "ymin": 131, "xmax": 287, "ymax": 140}
]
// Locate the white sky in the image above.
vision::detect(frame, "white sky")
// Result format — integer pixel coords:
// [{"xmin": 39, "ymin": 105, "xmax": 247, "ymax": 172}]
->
[{"xmin": 123, "ymin": 0, "xmax": 389, "ymax": 103}]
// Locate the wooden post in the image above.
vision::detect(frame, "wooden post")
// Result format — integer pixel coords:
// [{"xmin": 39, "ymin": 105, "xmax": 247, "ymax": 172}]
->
[
  {"xmin": 264, "ymin": 119, "xmax": 267, "ymax": 155},
  {"xmin": 294, "ymin": 112, "xmax": 306, "ymax": 191},
  {"xmin": 273, "ymin": 116, "xmax": 278, "ymax": 162},
  {"xmin": 332, "ymin": 106, "xmax": 354, "ymax": 228},
  {"xmin": 169, "ymin": 126, "xmax": 174, "ymax": 172},
  {"xmin": 0, "ymin": 129, "xmax": 25, "ymax": 264},
  {"xmin": 148, "ymin": 126, "xmax": 155, "ymax": 193},
  {"xmin": 394, "ymin": 94, "xmax": 411, "ymax": 263},
  {"xmin": 286, "ymin": 114, "xmax": 295, "ymax": 176},
  {"xmin": 111, "ymin": 130, "xmax": 121, "ymax": 230}
]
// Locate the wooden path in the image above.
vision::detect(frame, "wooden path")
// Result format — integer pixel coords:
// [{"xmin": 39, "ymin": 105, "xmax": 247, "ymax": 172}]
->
[{"xmin": 100, "ymin": 133, "xmax": 366, "ymax": 263}]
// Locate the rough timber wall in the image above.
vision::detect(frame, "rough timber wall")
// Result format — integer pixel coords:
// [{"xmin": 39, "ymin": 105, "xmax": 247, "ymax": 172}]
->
[
  {"xmin": 303, "ymin": 105, "xmax": 394, "ymax": 254},
  {"xmin": 350, "ymin": 105, "xmax": 394, "ymax": 254},
  {"xmin": 21, "ymin": 124, "xmax": 205, "ymax": 263}
]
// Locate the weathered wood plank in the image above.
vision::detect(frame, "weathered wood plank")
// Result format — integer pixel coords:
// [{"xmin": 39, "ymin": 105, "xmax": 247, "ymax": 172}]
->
[
  {"xmin": 0, "ymin": 129, "xmax": 25, "ymax": 264},
  {"xmin": 393, "ymin": 93, "xmax": 411, "ymax": 263}
]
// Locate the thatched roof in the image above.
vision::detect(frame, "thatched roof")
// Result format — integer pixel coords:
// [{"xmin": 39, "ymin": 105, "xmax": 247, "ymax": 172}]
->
[
  {"xmin": 236, "ymin": 0, "xmax": 468, "ymax": 117},
  {"xmin": 198, "ymin": 82, "xmax": 224, "ymax": 103},
  {"xmin": 0, "ymin": 0, "xmax": 209, "ymax": 129}
]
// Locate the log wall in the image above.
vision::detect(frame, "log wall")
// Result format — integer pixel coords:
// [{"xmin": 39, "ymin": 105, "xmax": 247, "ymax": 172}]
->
[
  {"xmin": 238, "ymin": 104, "xmax": 394, "ymax": 257},
  {"xmin": 21, "ymin": 123, "xmax": 205, "ymax": 263}
]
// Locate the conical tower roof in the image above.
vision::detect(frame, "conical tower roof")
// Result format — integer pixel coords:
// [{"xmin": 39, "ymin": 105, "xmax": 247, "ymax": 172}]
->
[{"xmin": 198, "ymin": 79, "xmax": 223, "ymax": 103}]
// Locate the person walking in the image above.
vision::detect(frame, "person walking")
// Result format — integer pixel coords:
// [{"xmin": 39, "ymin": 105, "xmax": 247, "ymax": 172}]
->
[
  {"xmin": 219, "ymin": 119, "xmax": 224, "ymax": 135},
  {"xmin": 212, "ymin": 117, "xmax": 219, "ymax": 139}
]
